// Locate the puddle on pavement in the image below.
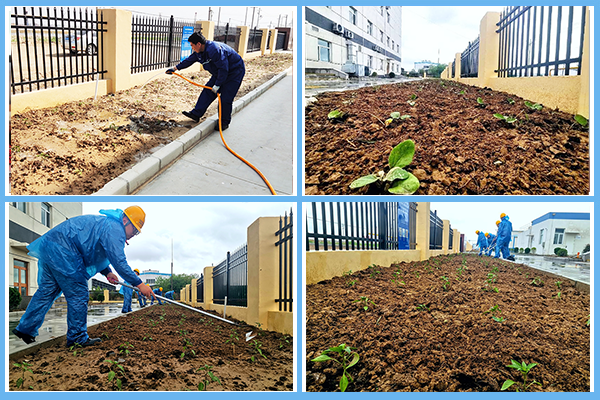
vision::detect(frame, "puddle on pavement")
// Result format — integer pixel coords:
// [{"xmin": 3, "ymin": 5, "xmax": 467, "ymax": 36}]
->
[{"xmin": 515, "ymin": 255, "xmax": 590, "ymax": 284}]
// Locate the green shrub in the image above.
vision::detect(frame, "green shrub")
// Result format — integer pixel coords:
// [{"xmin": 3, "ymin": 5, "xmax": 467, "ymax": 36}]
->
[
  {"xmin": 371, "ymin": 71, "xmax": 378, "ymax": 77},
  {"xmin": 388, "ymin": 72, "xmax": 396, "ymax": 78},
  {"xmin": 531, "ymin": 247, "xmax": 536, "ymax": 254},
  {"xmin": 512, "ymin": 247, "xmax": 519, "ymax": 253},
  {"xmin": 554, "ymin": 248, "xmax": 568, "ymax": 257},
  {"xmin": 583, "ymin": 244, "xmax": 590, "ymax": 253},
  {"xmin": 524, "ymin": 248, "xmax": 531, "ymax": 254},
  {"xmin": 9, "ymin": 287, "xmax": 22, "ymax": 311}
]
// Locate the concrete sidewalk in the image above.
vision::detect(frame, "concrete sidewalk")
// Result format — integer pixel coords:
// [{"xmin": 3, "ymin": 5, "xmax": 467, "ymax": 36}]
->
[{"xmin": 94, "ymin": 68, "xmax": 294, "ymax": 196}]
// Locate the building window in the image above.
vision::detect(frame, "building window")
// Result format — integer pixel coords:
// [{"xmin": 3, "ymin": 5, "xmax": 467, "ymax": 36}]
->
[
  {"xmin": 387, "ymin": 36, "xmax": 390, "ymax": 47},
  {"xmin": 41, "ymin": 202, "xmax": 51, "ymax": 228},
  {"xmin": 380, "ymin": 30, "xmax": 384, "ymax": 43},
  {"xmin": 368, "ymin": 55, "xmax": 373, "ymax": 69},
  {"xmin": 12, "ymin": 202, "xmax": 27, "ymax": 213},
  {"xmin": 539, "ymin": 229, "xmax": 545, "ymax": 244},
  {"xmin": 14, "ymin": 259, "xmax": 28, "ymax": 296},
  {"xmin": 367, "ymin": 20, "xmax": 373, "ymax": 36},
  {"xmin": 318, "ymin": 39, "xmax": 331, "ymax": 62},
  {"xmin": 380, "ymin": 6, "xmax": 384, "ymax": 15},
  {"xmin": 553, "ymin": 228, "xmax": 565, "ymax": 245},
  {"xmin": 346, "ymin": 44, "xmax": 356, "ymax": 63},
  {"xmin": 349, "ymin": 7, "xmax": 357, "ymax": 25},
  {"xmin": 392, "ymin": 40, "xmax": 395, "ymax": 51},
  {"xmin": 387, "ymin": 11, "xmax": 391, "ymax": 24}
]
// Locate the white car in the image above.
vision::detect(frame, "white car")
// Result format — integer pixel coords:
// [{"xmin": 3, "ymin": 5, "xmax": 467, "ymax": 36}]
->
[{"xmin": 69, "ymin": 31, "xmax": 97, "ymax": 55}]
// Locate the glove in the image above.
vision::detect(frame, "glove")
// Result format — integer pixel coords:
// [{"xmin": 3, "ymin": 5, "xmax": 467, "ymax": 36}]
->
[
  {"xmin": 211, "ymin": 85, "xmax": 220, "ymax": 94},
  {"xmin": 166, "ymin": 68, "xmax": 175, "ymax": 75}
]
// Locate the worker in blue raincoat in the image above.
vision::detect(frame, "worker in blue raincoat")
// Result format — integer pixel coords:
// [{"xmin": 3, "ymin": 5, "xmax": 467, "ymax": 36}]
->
[
  {"xmin": 164, "ymin": 290, "xmax": 175, "ymax": 300},
  {"xmin": 476, "ymin": 230, "xmax": 488, "ymax": 256},
  {"xmin": 495, "ymin": 213, "xmax": 515, "ymax": 261},
  {"xmin": 120, "ymin": 269, "xmax": 142, "ymax": 313},
  {"xmin": 485, "ymin": 232, "xmax": 497, "ymax": 257},
  {"xmin": 151, "ymin": 287, "xmax": 164, "ymax": 305},
  {"xmin": 12, "ymin": 206, "xmax": 155, "ymax": 348},
  {"xmin": 166, "ymin": 31, "xmax": 245, "ymax": 131}
]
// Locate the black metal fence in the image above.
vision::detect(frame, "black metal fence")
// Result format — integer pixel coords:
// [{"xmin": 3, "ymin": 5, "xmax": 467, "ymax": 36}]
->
[
  {"xmin": 461, "ymin": 37, "xmax": 479, "ymax": 78},
  {"xmin": 429, "ymin": 210, "xmax": 443, "ymax": 250},
  {"xmin": 496, "ymin": 6, "xmax": 587, "ymax": 77},
  {"xmin": 248, "ymin": 28, "xmax": 263, "ymax": 52},
  {"xmin": 276, "ymin": 31, "xmax": 286, "ymax": 50},
  {"xmin": 306, "ymin": 202, "xmax": 402, "ymax": 251},
  {"xmin": 409, "ymin": 202, "xmax": 418, "ymax": 250},
  {"xmin": 449, "ymin": 224, "xmax": 454, "ymax": 250},
  {"xmin": 10, "ymin": 6, "xmax": 107, "ymax": 94},
  {"xmin": 451, "ymin": 61, "xmax": 455, "ymax": 78},
  {"xmin": 212, "ymin": 244, "xmax": 248, "ymax": 307},
  {"xmin": 214, "ymin": 24, "xmax": 242, "ymax": 52},
  {"xmin": 196, "ymin": 274, "xmax": 204, "ymax": 303},
  {"xmin": 275, "ymin": 209, "xmax": 293, "ymax": 312},
  {"xmin": 131, "ymin": 13, "xmax": 202, "ymax": 74}
]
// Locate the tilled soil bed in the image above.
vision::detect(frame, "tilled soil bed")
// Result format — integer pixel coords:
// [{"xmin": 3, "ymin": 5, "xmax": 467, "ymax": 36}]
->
[
  {"xmin": 10, "ymin": 52, "xmax": 292, "ymax": 195},
  {"xmin": 9, "ymin": 304, "xmax": 293, "ymax": 391},
  {"xmin": 306, "ymin": 254, "xmax": 590, "ymax": 392},
  {"xmin": 304, "ymin": 79, "xmax": 589, "ymax": 195}
]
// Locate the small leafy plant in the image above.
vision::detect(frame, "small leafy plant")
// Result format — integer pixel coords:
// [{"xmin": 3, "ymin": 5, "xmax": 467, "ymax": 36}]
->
[
  {"xmin": 69, "ymin": 343, "xmax": 84, "ymax": 357},
  {"xmin": 353, "ymin": 296, "xmax": 376, "ymax": 311},
  {"xmin": 349, "ymin": 139, "xmax": 420, "ymax": 194},
  {"xmin": 507, "ymin": 98, "xmax": 515, "ymax": 105},
  {"xmin": 327, "ymin": 110, "xmax": 345, "ymax": 120},
  {"xmin": 524, "ymin": 100, "xmax": 542, "ymax": 111},
  {"xmin": 118, "ymin": 342, "xmax": 134, "ymax": 357},
  {"xmin": 494, "ymin": 113, "xmax": 518, "ymax": 124},
  {"xmin": 367, "ymin": 264, "xmax": 381, "ymax": 278},
  {"xmin": 415, "ymin": 304, "xmax": 429, "ymax": 312},
  {"xmin": 530, "ymin": 277, "xmax": 543, "ymax": 287},
  {"xmin": 105, "ymin": 360, "xmax": 125, "ymax": 391},
  {"xmin": 250, "ymin": 340, "xmax": 267, "ymax": 361},
  {"xmin": 574, "ymin": 114, "xmax": 588, "ymax": 127},
  {"xmin": 311, "ymin": 344, "xmax": 360, "ymax": 392},
  {"xmin": 501, "ymin": 359, "xmax": 542, "ymax": 392},
  {"xmin": 440, "ymin": 276, "xmax": 450, "ymax": 291},
  {"xmin": 385, "ymin": 112, "xmax": 411, "ymax": 127},
  {"xmin": 477, "ymin": 97, "xmax": 485, "ymax": 106},
  {"xmin": 14, "ymin": 362, "xmax": 33, "ymax": 389},
  {"xmin": 196, "ymin": 364, "xmax": 221, "ymax": 391}
]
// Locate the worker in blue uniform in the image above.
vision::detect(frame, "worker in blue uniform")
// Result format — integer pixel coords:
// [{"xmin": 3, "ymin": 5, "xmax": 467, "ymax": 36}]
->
[
  {"xmin": 495, "ymin": 213, "xmax": 515, "ymax": 261},
  {"xmin": 12, "ymin": 206, "xmax": 155, "ymax": 347},
  {"xmin": 120, "ymin": 268, "xmax": 142, "ymax": 313},
  {"xmin": 476, "ymin": 230, "xmax": 488, "ymax": 256},
  {"xmin": 166, "ymin": 31, "xmax": 245, "ymax": 131},
  {"xmin": 151, "ymin": 287, "xmax": 164, "ymax": 305},
  {"xmin": 164, "ymin": 290, "xmax": 175, "ymax": 300},
  {"xmin": 485, "ymin": 232, "xmax": 497, "ymax": 257}
]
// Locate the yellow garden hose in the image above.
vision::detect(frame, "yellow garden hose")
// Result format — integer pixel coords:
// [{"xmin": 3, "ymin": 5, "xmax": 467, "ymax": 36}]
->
[{"xmin": 172, "ymin": 72, "xmax": 277, "ymax": 195}]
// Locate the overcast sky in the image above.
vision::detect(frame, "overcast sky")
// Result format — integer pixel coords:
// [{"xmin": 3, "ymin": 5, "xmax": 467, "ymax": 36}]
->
[
  {"xmin": 116, "ymin": 6, "xmax": 295, "ymax": 28},
  {"xmin": 430, "ymin": 202, "xmax": 592, "ymax": 245},
  {"xmin": 82, "ymin": 202, "xmax": 295, "ymax": 279},
  {"xmin": 402, "ymin": 6, "xmax": 505, "ymax": 71}
]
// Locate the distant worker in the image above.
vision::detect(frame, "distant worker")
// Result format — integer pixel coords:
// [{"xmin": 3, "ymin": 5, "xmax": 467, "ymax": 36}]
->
[
  {"xmin": 164, "ymin": 290, "xmax": 175, "ymax": 300},
  {"xmin": 151, "ymin": 287, "xmax": 164, "ymax": 305},
  {"xmin": 476, "ymin": 230, "xmax": 488, "ymax": 257},
  {"xmin": 495, "ymin": 213, "xmax": 515, "ymax": 261},
  {"xmin": 120, "ymin": 269, "xmax": 143, "ymax": 313},
  {"xmin": 166, "ymin": 31, "xmax": 245, "ymax": 131},
  {"xmin": 11, "ymin": 206, "xmax": 155, "ymax": 348},
  {"xmin": 485, "ymin": 232, "xmax": 497, "ymax": 257}
]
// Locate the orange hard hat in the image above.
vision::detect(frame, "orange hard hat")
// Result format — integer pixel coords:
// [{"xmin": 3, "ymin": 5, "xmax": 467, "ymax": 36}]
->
[{"xmin": 124, "ymin": 205, "xmax": 146, "ymax": 232}]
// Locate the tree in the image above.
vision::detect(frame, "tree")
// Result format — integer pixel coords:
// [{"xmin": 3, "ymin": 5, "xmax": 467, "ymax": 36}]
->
[
  {"xmin": 155, "ymin": 273, "xmax": 200, "ymax": 293},
  {"xmin": 422, "ymin": 64, "xmax": 447, "ymax": 78},
  {"xmin": 9, "ymin": 287, "xmax": 22, "ymax": 311}
]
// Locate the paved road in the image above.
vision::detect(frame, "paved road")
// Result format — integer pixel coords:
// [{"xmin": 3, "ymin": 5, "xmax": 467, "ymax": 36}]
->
[{"xmin": 135, "ymin": 71, "xmax": 294, "ymax": 196}]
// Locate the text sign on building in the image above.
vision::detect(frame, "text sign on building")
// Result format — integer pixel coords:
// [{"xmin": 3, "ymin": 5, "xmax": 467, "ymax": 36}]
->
[{"xmin": 181, "ymin": 26, "xmax": 195, "ymax": 61}]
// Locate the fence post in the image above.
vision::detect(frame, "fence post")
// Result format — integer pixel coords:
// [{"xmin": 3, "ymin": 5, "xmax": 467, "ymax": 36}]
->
[
  {"xmin": 98, "ymin": 8, "xmax": 132, "ymax": 93},
  {"xmin": 578, "ymin": 7, "xmax": 590, "ymax": 118},
  {"xmin": 238, "ymin": 26, "xmax": 250, "ymax": 59},
  {"xmin": 103, "ymin": 289, "xmax": 109, "ymax": 302},
  {"xmin": 442, "ymin": 220, "xmax": 450, "ymax": 254},
  {"xmin": 415, "ymin": 202, "xmax": 431, "ymax": 261},
  {"xmin": 454, "ymin": 53, "xmax": 461, "ymax": 82},
  {"xmin": 191, "ymin": 278, "xmax": 198, "ymax": 307},
  {"xmin": 268, "ymin": 29, "xmax": 278, "ymax": 54},
  {"xmin": 477, "ymin": 12, "xmax": 501, "ymax": 87},
  {"xmin": 203, "ymin": 266, "xmax": 214, "ymax": 310},
  {"xmin": 453, "ymin": 229, "xmax": 460, "ymax": 253},
  {"xmin": 260, "ymin": 28, "xmax": 270, "ymax": 55},
  {"xmin": 247, "ymin": 217, "xmax": 280, "ymax": 329},
  {"xmin": 199, "ymin": 20, "xmax": 215, "ymax": 40}
]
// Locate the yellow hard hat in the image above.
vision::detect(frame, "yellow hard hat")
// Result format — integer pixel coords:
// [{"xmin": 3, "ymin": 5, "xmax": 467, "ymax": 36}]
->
[
  {"xmin": 496, "ymin": 220, "xmax": 501, "ymax": 226},
  {"xmin": 485, "ymin": 233, "xmax": 489, "ymax": 237},
  {"xmin": 475, "ymin": 230, "xmax": 480, "ymax": 234},
  {"xmin": 500, "ymin": 213, "xmax": 507, "ymax": 219},
  {"xmin": 133, "ymin": 268, "xmax": 140, "ymax": 274},
  {"xmin": 159, "ymin": 287, "xmax": 163, "ymax": 291},
  {"xmin": 124, "ymin": 205, "xmax": 146, "ymax": 232}
]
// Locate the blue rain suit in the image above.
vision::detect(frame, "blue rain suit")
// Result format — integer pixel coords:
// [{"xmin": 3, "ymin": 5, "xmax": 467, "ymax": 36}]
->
[
  {"xmin": 138, "ymin": 293, "xmax": 147, "ymax": 308},
  {"xmin": 15, "ymin": 209, "xmax": 143, "ymax": 346},
  {"xmin": 151, "ymin": 288, "xmax": 163, "ymax": 305},
  {"xmin": 495, "ymin": 216, "xmax": 513, "ymax": 259},
  {"xmin": 486, "ymin": 234, "xmax": 497, "ymax": 256},
  {"xmin": 119, "ymin": 282, "xmax": 135, "ymax": 313},
  {"xmin": 476, "ymin": 232, "xmax": 488, "ymax": 256},
  {"xmin": 164, "ymin": 290, "xmax": 175, "ymax": 300},
  {"xmin": 176, "ymin": 40, "xmax": 246, "ymax": 126}
]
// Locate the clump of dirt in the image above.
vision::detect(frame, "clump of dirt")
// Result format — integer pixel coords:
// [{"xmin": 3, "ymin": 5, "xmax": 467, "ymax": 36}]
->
[
  {"xmin": 304, "ymin": 79, "xmax": 589, "ymax": 195},
  {"xmin": 10, "ymin": 52, "xmax": 293, "ymax": 195},
  {"xmin": 9, "ymin": 303, "xmax": 294, "ymax": 391},
  {"xmin": 306, "ymin": 254, "xmax": 590, "ymax": 392}
]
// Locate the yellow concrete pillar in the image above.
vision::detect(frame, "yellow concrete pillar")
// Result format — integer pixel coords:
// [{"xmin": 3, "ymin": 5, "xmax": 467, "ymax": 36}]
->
[
  {"xmin": 454, "ymin": 53, "xmax": 461, "ymax": 82},
  {"xmin": 578, "ymin": 7, "xmax": 590, "ymax": 118},
  {"xmin": 442, "ymin": 220, "xmax": 450, "ymax": 254},
  {"xmin": 247, "ymin": 217, "xmax": 281, "ymax": 329},
  {"xmin": 415, "ymin": 202, "xmax": 431, "ymax": 261},
  {"xmin": 191, "ymin": 278, "xmax": 197, "ymax": 307},
  {"xmin": 99, "ymin": 8, "xmax": 132, "ymax": 93},
  {"xmin": 478, "ymin": 12, "xmax": 501, "ymax": 87},
  {"xmin": 199, "ymin": 20, "xmax": 215, "ymax": 40},
  {"xmin": 268, "ymin": 29, "xmax": 278, "ymax": 54},
  {"xmin": 238, "ymin": 26, "xmax": 250, "ymax": 59},
  {"xmin": 453, "ymin": 229, "xmax": 460, "ymax": 253},
  {"xmin": 103, "ymin": 289, "xmax": 109, "ymax": 303},
  {"xmin": 203, "ymin": 266, "xmax": 214, "ymax": 310},
  {"xmin": 183, "ymin": 284, "xmax": 190, "ymax": 305},
  {"xmin": 260, "ymin": 28, "xmax": 269, "ymax": 55}
]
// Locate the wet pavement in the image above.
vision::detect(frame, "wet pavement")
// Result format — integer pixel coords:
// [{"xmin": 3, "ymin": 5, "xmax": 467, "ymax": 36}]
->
[
  {"xmin": 9, "ymin": 301, "xmax": 147, "ymax": 355},
  {"xmin": 513, "ymin": 254, "xmax": 590, "ymax": 284}
]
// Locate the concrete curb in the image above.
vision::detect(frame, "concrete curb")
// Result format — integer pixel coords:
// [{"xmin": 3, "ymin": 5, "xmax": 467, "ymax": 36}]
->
[{"xmin": 93, "ymin": 67, "xmax": 291, "ymax": 195}]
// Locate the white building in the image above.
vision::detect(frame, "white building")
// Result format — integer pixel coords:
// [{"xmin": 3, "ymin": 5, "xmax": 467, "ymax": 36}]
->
[
  {"xmin": 513, "ymin": 212, "xmax": 590, "ymax": 255},
  {"xmin": 414, "ymin": 60, "xmax": 439, "ymax": 72},
  {"xmin": 139, "ymin": 269, "xmax": 171, "ymax": 287},
  {"xmin": 9, "ymin": 202, "xmax": 83, "ymax": 298},
  {"xmin": 305, "ymin": 6, "xmax": 402, "ymax": 77}
]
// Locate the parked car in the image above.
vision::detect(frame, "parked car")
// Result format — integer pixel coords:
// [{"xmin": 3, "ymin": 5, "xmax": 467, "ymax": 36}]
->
[{"xmin": 69, "ymin": 30, "xmax": 97, "ymax": 55}]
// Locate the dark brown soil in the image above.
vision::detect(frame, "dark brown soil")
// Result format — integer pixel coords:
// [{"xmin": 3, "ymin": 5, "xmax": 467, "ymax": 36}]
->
[
  {"xmin": 9, "ymin": 304, "xmax": 293, "ymax": 391},
  {"xmin": 304, "ymin": 79, "xmax": 589, "ymax": 195},
  {"xmin": 306, "ymin": 254, "xmax": 590, "ymax": 392},
  {"xmin": 10, "ymin": 52, "xmax": 292, "ymax": 195}
]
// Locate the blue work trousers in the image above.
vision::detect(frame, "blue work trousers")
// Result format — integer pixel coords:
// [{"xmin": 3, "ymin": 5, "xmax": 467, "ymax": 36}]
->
[
  {"xmin": 138, "ymin": 294, "xmax": 146, "ymax": 307},
  {"xmin": 16, "ymin": 260, "xmax": 89, "ymax": 346},
  {"xmin": 122, "ymin": 287, "xmax": 133, "ymax": 313},
  {"xmin": 495, "ymin": 241, "xmax": 511, "ymax": 259},
  {"xmin": 192, "ymin": 68, "xmax": 245, "ymax": 125}
]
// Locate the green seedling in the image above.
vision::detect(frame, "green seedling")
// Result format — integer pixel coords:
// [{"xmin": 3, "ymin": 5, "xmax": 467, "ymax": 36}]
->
[
  {"xmin": 555, "ymin": 281, "xmax": 562, "ymax": 290},
  {"xmin": 524, "ymin": 101, "xmax": 542, "ymax": 111},
  {"xmin": 484, "ymin": 305, "xmax": 500, "ymax": 314},
  {"xmin": 118, "ymin": 342, "xmax": 134, "ymax": 357},
  {"xmin": 492, "ymin": 316, "xmax": 506, "ymax": 322},
  {"xmin": 410, "ymin": 94, "xmax": 417, "ymax": 100},
  {"xmin": 407, "ymin": 100, "xmax": 416, "ymax": 107},
  {"xmin": 142, "ymin": 336, "xmax": 153, "ymax": 341},
  {"xmin": 494, "ymin": 113, "xmax": 518, "ymax": 124},
  {"xmin": 349, "ymin": 139, "xmax": 420, "ymax": 195},
  {"xmin": 385, "ymin": 112, "xmax": 411, "ymax": 127},
  {"xmin": 279, "ymin": 334, "xmax": 291, "ymax": 349},
  {"xmin": 181, "ymin": 337, "xmax": 196, "ymax": 359},
  {"xmin": 250, "ymin": 340, "xmax": 267, "ymax": 360},
  {"xmin": 477, "ymin": 97, "xmax": 485, "ymax": 106},
  {"xmin": 413, "ymin": 271, "xmax": 420, "ymax": 279},
  {"xmin": 70, "ymin": 343, "xmax": 84, "ymax": 357},
  {"xmin": 14, "ymin": 362, "xmax": 33, "ymax": 389},
  {"xmin": 226, "ymin": 329, "xmax": 240, "ymax": 356},
  {"xmin": 440, "ymin": 276, "xmax": 450, "ymax": 291},
  {"xmin": 311, "ymin": 344, "xmax": 360, "ymax": 392},
  {"xmin": 507, "ymin": 98, "xmax": 515, "ymax": 105},
  {"xmin": 586, "ymin": 315, "xmax": 590, "ymax": 326},
  {"xmin": 390, "ymin": 277, "xmax": 405, "ymax": 286},
  {"xmin": 105, "ymin": 360, "xmax": 125, "ymax": 391},
  {"xmin": 367, "ymin": 264, "xmax": 381, "ymax": 278},
  {"xmin": 459, "ymin": 90, "xmax": 466, "ymax": 95},
  {"xmin": 530, "ymin": 277, "xmax": 543, "ymax": 287},
  {"xmin": 347, "ymin": 279, "xmax": 357, "ymax": 287},
  {"xmin": 328, "ymin": 110, "xmax": 345, "ymax": 120},
  {"xmin": 574, "ymin": 114, "xmax": 588, "ymax": 127},
  {"xmin": 501, "ymin": 359, "xmax": 542, "ymax": 392},
  {"xmin": 554, "ymin": 291, "xmax": 562, "ymax": 299},
  {"xmin": 353, "ymin": 296, "xmax": 376, "ymax": 311},
  {"xmin": 415, "ymin": 304, "xmax": 429, "ymax": 312},
  {"xmin": 196, "ymin": 364, "xmax": 221, "ymax": 391}
]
